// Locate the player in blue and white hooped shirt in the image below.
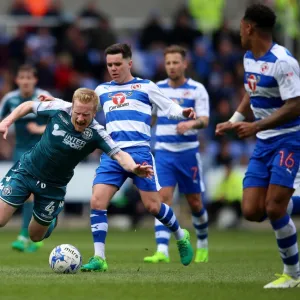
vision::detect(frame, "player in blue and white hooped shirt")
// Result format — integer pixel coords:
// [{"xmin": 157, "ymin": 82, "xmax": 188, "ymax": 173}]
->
[
  {"xmin": 143, "ymin": 45, "xmax": 209, "ymax": 264},
  {"xmin": 81, "ymin": 43, "xmax": 196, "ymax": 272},
  {"xmin": 216, "ymin": 4, "xmax": 300, "ymax": 288}
]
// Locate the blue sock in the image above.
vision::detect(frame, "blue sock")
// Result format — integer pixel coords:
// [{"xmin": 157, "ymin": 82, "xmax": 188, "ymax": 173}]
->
[
  {"xmin": 192, "ymin": 208, "xmax": 208, "ymax": 248},
  {"xmin": 288, "ymin": 197, "xmax": 300, "ymax": 215},
  {"xmin": 44, "ymin": 218, "xmax": 57, "ymax": 239},
  {"xmin": 154, "ymin": 218, "xmax": 171, "ymax": 256},
  {"xmin": 20, "ymin": 201, "xmax": 34, "ymax": 238},
  {"xmin": 270, "ymin": 214, "xmax": 299, "ymax": 278},
  {"xmin": 154, "ymin": 203, "xmax": 184, "ymax": 241},
  {"xmin": 91, "ymin": 209, "xmax": 108, "ymax": 259}
]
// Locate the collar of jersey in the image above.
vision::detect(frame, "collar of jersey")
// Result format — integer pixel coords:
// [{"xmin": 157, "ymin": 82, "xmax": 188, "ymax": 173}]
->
[
  {"xmin": 167, "ymin": 78, "xmax": 190, "ymax": 89},
  {"xmin": 248, "ymin": 42, "xmax": 276, "ymax": 61},
  {"xmin": 110, "ymin": 77, "xmax": 138, "ymax": 86}
]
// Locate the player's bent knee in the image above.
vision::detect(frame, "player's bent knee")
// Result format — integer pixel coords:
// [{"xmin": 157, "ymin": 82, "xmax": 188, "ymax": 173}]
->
[
  {"xmin": 144, "ymin": 201, "xmax": 160, "ymax": 215},
  {"xmin": 242, "ymin": 206, "xmax": 265, "ymax": 222},
  {"xmin": 265, "ymin": 203, "xmax": 285, "ymax": 220},
  {"xmin": 90, "ymin": 195, "xmax": 106, "ymax": 210}
]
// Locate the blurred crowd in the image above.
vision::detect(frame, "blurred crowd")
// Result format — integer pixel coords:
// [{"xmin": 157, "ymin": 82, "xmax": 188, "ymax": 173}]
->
[
  {"xmin": 1, "ymin": 0, "xmax": 298, "ymax": 223},
  {"xmin": 0, "ymin": 0, "xmax": 259, "ymax": 168}
]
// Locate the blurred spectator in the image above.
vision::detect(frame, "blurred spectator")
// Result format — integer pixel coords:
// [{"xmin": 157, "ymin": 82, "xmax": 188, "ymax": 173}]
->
[
  {"xmin": 9, "ymin": 0, "xmax": 30, "ymax": 16},
  {"xmin": 24, "ymin": 0, "xmax": 50, "ymax": 17},
  {"xmin": 216, "ymin": 38, "xmax": 241, "ymax": 72},
  {"xmin": 139, "ymin": 12, "xmax": 168, "ymax": 51},
  {"xmin": 45, "ymin": 0, "xmax": 62, "ymax": 17},
  {"xmin": 212, "ymin": 20, "xmax": 240, "ymax": 50},
  {"xmin": 8, "ymin": 27, "xmax": 27, "ymax": 67},
  {"xmin": 168, "ymin": 7, "xmax": 202, "ymax": 49},
  {"xmin": 62, "ymin": 71, "xmax": 81, "ymax": 100},
  {"xmin": 36, "ymin": 53, "xmax": 55, "ymax": 90},
  {"xmin": 193, "ymin": 37, "xmax": 214, "ymax": 84},
  {"xmin": 79, "ymin": 0, "xmax": 106, "ymax": 21},
  {"xmin": 87, "ymin": 16, "xmax": 117, "ymax": 51},
  {"xmin": 54, "ymin": 53, "xmax": 73, "ymax": 92},
  {"xmin": 25, "ymin": 27, "xmax": 56, "ymax": 63}
]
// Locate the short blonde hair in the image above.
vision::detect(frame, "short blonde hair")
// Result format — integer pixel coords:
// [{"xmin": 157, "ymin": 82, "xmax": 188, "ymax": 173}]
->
[{"xmin": 72, "ymin": 88, "xmax": 99, "ymax": 111}]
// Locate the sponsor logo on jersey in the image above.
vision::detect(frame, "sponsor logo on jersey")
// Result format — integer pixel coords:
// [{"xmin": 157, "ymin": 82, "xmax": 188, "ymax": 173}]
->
[
  {"xmin": 261, "ymin": 62, "xmax": 269, "ymax": 74},
  {"xmin": 247, "ymin": 74, "xmax": 260, "ymax": 93},
  {"xmin": 82, "ymin": 128, "xmax": 93, "ymax": 140},
  {"xmin": 52, "ymin": 124, "xmax": 67, "ymax": 137},
  {"xmin": 112, "ymin": 92, "xmax": 126, "ymax": 105},
  {"xmin": 52, "ymin": 124, "xmax": 86, "ymax": 150},
  {"xmin": 63, "ymin": 134, "xmax": 86, "ymax": 150},
  {"xmin": 183, "ymin": 90, "xmax": 191, "ymax": 97},
  {"xmin": 108, "ymin": 92, "xmax": 131, "ymax": 111},
  {"xmin": 131, "ymin": 83, "xmax": 141, "ymax": 90}
]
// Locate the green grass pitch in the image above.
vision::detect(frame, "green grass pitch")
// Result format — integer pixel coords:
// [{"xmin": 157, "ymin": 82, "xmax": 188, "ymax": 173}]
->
[{"xmin": 1, "ymin": 228, "xmax": 299, "ymax": 300}]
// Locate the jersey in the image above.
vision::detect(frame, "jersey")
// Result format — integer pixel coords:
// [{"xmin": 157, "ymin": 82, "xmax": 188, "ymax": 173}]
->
[
  {"xmin": 94, "ymin": 77, "xmax": 186, "ymax": 152},
  {"xmin": 0, "ymin": 88, "xmax": 50, "ymax": 156},
  {"xmin": 19, "ymin": 100, "xmax": 120, "ymax": 186},
  {"xmin": 154, "ymin": 78, "xmax": 209, "ymax": 152},
  {"xmin": 243, "ymin": 43, "xmax": 300, "ymax": 190},
  {"xmin": 244, "ymin": 43, "xmax": 300, "ymax": 140}
]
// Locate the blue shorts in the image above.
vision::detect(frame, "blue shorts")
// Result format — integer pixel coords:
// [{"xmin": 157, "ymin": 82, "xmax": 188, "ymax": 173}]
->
[
  {"xmin": 93, "ymin": 148, "xmax": 161, "ymax": 192},
  {"xmin": 244, "ymin": 134, "xmax": 300, "ymax": 189},
  {"xmin": 155, "ymin": 149, "xmax": 205, "ymax": 194}
]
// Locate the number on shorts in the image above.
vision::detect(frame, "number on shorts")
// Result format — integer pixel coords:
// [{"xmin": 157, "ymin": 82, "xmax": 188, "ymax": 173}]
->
[
  {"xmin": 45, "ymin": 201, "xmax": 55, "ymax": 216},
  {"xmin": 191, "ymin": 166, "xmax": 198, "ymax": 180},
  {"xmin": 279, "ymin": 151, "xmax": 295, "ymax": 168}
]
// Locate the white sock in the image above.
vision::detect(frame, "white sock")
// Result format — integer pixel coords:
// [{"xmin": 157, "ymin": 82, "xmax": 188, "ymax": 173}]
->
[{"xmin": 94, "ymin": 242, "xmax": 105, "ymax": 259}]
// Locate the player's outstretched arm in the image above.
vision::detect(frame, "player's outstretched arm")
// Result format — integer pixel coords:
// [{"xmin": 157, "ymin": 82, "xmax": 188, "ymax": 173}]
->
[
  {"xmin": 112, "ymin": 151, "xmax": 154, "ymax": 179},
  {"xmin": 0, "ymin": 101, "xmax": 34, "ymax": 139},
  {"xmin": 215, "ymin": 93, "xmax": 250, "ymax": 136}
]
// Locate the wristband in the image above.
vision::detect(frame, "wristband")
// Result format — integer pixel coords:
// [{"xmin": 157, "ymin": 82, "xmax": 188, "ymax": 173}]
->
[{"xmin": 229, "ymin": 111, "xmax": 245, "ymax": 123}]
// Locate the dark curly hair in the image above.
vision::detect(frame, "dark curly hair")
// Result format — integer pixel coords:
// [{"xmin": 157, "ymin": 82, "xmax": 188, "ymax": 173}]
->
[{"xmin": 243, "ymin": 3, "xmax": 276, "ymax": 33}]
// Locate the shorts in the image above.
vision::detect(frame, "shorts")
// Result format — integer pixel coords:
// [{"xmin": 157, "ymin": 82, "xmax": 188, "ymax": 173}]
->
[
  {"xmin": 243, "ymin": 135, "xmax": 300, "ymax": 190},
  {"xmin": 93, "ymin": 149, "xmax": 161, "ymax": 192},
  {"xmin": 155, "ymin": 149, "xmax": 205, "ymax": 194},
  {"xmin": 0, "ymin": 161, "xmax": 66, "ymax": 226}
]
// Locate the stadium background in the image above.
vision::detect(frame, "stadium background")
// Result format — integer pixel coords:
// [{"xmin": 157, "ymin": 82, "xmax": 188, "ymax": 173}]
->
[
  {"xmin": 1, "ymin": 1, "xmax": 300, "ymax": 300},
  {"xmin": 0, "ymin": 0, "xmax": 299, "ymax": 230}
]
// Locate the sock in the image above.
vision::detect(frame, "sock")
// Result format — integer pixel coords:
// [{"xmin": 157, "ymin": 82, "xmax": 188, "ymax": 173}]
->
[
  {"xmin": 287, "ymin": 197, "xmax": 300, "ymax": 215},
  {"xmin": 270, "ymin": 214, "xmax": 299, "ymax": 278},
  {"xmin": 20, "ymin": 202, "xmax": 34, "ymax": 239},
  {"xmin": 91, "ymin": 209, "xmax": 108, "ymax": 259},
  {"xmin": 192, "ymin": 208, "xmax": 208, "ymax": 249},
  {"xmin": 154, "ymin": 203, "xmax": 184, "ymax": 241},
  {"xmin": 44, "ymin": 218, "xmax": 57, "ymax": 239},
  {"xmin": 154, "ymin": 218, "xmax": 171, "ymax": 256}
]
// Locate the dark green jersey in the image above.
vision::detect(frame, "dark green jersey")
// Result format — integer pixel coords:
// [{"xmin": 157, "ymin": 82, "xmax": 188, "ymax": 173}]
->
[
  {"xmin": 19, "ymin": 100, "xmax": 120, "ymax": 186},
  {"xmin": 0, "ymin": 88, "xmax": 50, "ymax": 152}
]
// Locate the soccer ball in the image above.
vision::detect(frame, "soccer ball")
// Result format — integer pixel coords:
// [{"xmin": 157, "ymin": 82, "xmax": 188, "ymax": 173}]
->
[{"xmin": 49, "ymin": 244, "xmax": 82, "ymax": 274}]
